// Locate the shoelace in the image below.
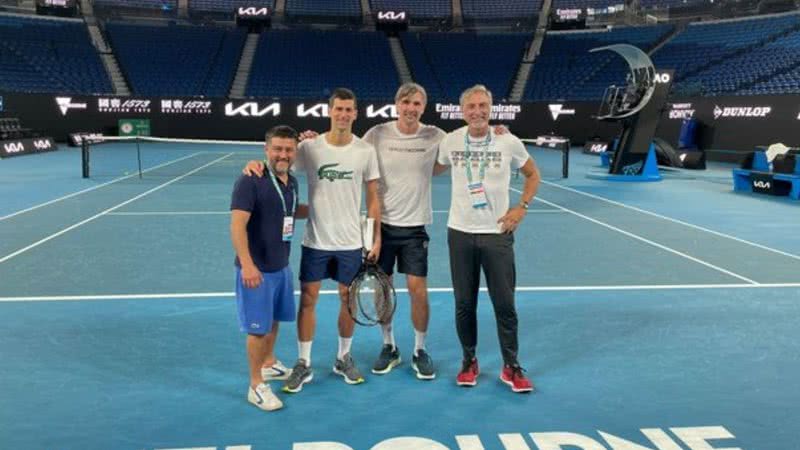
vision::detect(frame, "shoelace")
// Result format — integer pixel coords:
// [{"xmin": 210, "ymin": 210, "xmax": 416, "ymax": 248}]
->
[{"xmin": 509, "ymin": 365, "xmax": 527, "ymax": 380}]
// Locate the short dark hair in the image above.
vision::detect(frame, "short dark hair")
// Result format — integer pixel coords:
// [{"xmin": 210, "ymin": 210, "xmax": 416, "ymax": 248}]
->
[
  {"xmin": 265, "ymin": 125, "xmax": 298, "ymax": 144},
  {"xmin": 328, "ymin": 87, "xmax": 357, "ymax": 108}
]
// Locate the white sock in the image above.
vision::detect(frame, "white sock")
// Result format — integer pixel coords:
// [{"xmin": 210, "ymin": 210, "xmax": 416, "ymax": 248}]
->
[
  {"xmin": 338, "ymin": 336, "xmax": 352, "ymax": 360},
  {"xmin": 414, "ymin": 330, "xmax": 427, "ymax": 356},
  {"xmin": 298, "ymin": 340, "xmax": 312, "ymax": 367},
  {"xmin": 381, "ymin": 323, "xmax": 396, "ymax": 348}
]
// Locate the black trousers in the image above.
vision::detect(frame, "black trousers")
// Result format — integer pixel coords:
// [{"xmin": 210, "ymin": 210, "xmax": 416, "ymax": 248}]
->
[{"xmin": 447, "ymin": 227, "xmax": 518, "ymax": 366}]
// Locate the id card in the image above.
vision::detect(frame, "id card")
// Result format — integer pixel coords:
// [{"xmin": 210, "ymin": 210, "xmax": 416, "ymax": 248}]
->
[
  {"xmin": 468, "ymin": 182, "xmax": 488, "ymax": 209},
  {"xmin": 282, "ymin": 216, "xmax": 294, "ymax": 242}
]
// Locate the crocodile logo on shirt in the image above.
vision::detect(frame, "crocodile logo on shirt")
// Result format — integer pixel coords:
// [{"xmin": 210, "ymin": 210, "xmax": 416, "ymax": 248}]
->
[{"xmin": 317, "ymin": 163, "xmax": 354, "ymax": 182}]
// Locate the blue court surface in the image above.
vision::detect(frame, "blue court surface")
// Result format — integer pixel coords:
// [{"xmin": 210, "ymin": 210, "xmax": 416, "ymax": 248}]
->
[{"xmin": 1, "ymin": 142, "xmax": 799, "ymax": 450}]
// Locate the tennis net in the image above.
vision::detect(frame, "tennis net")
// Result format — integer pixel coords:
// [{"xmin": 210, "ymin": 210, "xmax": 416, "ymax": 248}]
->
[
  {"xmin": 80, "ymin": 135, "xmax": 264, "ymax": 180},
  {"xmin": 520, "ymin": 136, "xmax": 570, "ymax": 179}
]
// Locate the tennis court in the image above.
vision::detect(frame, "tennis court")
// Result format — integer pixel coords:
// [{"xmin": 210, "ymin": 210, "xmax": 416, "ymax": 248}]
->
[{"xmin": 1, "ymin": 142, "xmax": 799, "ymax": 449}]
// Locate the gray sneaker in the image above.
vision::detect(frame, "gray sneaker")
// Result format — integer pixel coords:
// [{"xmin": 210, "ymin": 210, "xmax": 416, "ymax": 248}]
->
[
  {"xmin": 372, "ymin": 344, "xmax": 402, "ymax": 374},
  {"xmin": 333, "ymin": 353, "xmax": 365, "ymax": 384},
  {"xmin": 282, "ymin": 359, "xmax": 313, "ymax": 393},
  {"xmin": 412, "ymin": 349, "xmax": 436, "ymax": 380}
]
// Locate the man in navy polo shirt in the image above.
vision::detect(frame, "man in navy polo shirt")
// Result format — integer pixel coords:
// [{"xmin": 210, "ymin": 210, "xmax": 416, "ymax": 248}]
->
[{"xmin": 230, "ymin": 125, "xmax": 308, "ymax": 411}]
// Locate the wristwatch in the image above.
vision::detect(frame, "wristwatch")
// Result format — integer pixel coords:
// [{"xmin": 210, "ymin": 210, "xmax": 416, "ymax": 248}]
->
[{"xmin": 519, "ymin": 200, "xmax": 530, "ymax": 209}]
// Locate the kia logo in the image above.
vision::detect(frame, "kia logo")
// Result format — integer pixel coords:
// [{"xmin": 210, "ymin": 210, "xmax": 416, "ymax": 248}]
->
[
  {"xmin": 297, "ymin": 103, "xmax": 329, "ymax": 118},
  {"xmin": 366, "ymin": 104, "xmax": 397, "ymax": 119},
  {"xmin": 3, "ymin": 142, "xmax": 24, "ymax": 153},
  {"xmin": 225, "ymin": 102, "xmax": 280, "ymax": 117},
  {"xmin": 377, "ymin": 11, "xmax": 406, "ymax": 20}
]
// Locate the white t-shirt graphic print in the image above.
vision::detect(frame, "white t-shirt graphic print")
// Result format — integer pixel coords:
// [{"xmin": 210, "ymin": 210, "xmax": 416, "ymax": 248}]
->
[
  {"xmin": 362, "ymin": 121, "xmax": 446, "ymax": 226},
  {"xmin": 436, "ymin": 127, "xmax": 530, "ymax": 234},
  {"xmin": 294, "ymin": 134, "xmax": 381, "ymax": 250}
]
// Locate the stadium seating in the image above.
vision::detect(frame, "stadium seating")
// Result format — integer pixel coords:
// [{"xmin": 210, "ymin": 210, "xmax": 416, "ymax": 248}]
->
[
  {"xmin": 550, "ymin": 0, "xmax": 624, "ymax": 11},
  {"xmin": 526, "ymin": 25, "xmax": 673, "ymax": 101},
  {"xmin": 401, "ymin": 32, "xmax": 530, "ymax": 102},
  {"xmin": 105, "ymin": 22, "xmax": 245, "ymax": 97},
  {"xmin": 651, "ymin": 13, "xmax": 800, "ymax": 94},
  {"xmin": 189, "ymin": 0, "xmax": 274, "ymax": 14},
  {"xmin": 284, "ymin": 0, "xmax": 361, "ymax": 21},
  {"xmin": 677, "ymin": 21, "xmax": 800, "ymax": 95},
  {"xmin": 93, "ymin": 0, "xmax": 177, "ymax": 12},
  {"xmin": 0, "ymin": 15, "xmax": 112, "ymax": 94},
  {"xmin": 246, "ymin": 30, "xmax": 398, "ymax": 99},
  {"xmin": 461, "ymin": 0, "xmax": 541, "ymax": 24}
]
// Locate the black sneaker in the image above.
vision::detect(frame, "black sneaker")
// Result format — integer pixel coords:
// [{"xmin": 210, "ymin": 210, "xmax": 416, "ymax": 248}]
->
[
  {"xmin": 282, "ymin": 359, "xmax": 313, "ymax": 393},
  {"xmin": 371, "ymin": 344, "xmax": 402, "ymax": 374},
  {"xmin": 412, "ymin": 349, "xmax": 436, "ymax": 380},
  {"xmin": 333, "ymin": 353, "xmax": 365, "ymax": 385}
]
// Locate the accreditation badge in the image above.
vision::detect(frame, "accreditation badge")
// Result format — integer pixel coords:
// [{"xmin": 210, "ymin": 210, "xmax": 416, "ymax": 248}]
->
[
  {"xmin": 282, "ymin": 216, "xmax": 294, "ymax": 242},
  {"xmin": 467, "ymin": 182, "xmax": 488, "ymax": 209}
]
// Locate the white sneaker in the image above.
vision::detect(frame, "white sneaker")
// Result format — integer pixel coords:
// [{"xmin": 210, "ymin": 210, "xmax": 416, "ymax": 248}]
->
[
  {"xmin": 248, "ymin": 383, "xmax": 283, "ymax": 411},
  {"xmin": 261, "ymin": 360, "xmax": 292, "ymax": 381}
]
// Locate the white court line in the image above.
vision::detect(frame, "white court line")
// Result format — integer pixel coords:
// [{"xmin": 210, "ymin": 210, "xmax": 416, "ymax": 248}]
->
[
  {"xmin": 541, "ymin": 180, "xmax": 800, "ymax": 261},
  {"xmin": 0, "ymin": 153, "xmax": 234, "ymax": 265},
  {"xmin": 511, "ymin": 188, "xmax": 759, "ymax": 284},
  {"xmin": 107, "ymin": 211, "xmax": 229, "ymax": 216},
  {"xmin": 0, "ymin": 152, "xmax": 204, "ymax": 222},
  {"xmin": 3, "ymin": 282, "xmax": 800, "ymax": 302},
  {"xmin": 105, "ymin": 209, "xmax": 566, "ymax": 216}
]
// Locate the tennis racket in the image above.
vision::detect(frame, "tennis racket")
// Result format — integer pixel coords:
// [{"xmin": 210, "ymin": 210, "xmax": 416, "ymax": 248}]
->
[{"xmin": 347, "ymin": 217, "xmax": 396, "ymax": 326}]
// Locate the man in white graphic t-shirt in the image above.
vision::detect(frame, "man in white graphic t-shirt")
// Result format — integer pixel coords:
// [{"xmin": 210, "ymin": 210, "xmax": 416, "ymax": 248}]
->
[
  {"xmin": 434, "ymin": 84, "xmax": 540, "ymax": 393},
  {"xmin": 360, "ymin": 83, "xmax": 445, "ymax": 380},
  {"xmin": 250, "ymin": 88, "xmax": 382, "ymax": 393}
]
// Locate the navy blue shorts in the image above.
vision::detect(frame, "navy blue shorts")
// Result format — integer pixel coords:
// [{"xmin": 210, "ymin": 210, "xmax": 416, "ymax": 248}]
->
[
  {"xmin": 300, "ymin": 246, "xmax": 362, "ymax": 285},
  {"xmin": 235, "ymin": 266, "xmax": 296, "ymax": 335},
  {"xmin": 377, "ymin": 224, "xmax": 429, "ymax": 277}
]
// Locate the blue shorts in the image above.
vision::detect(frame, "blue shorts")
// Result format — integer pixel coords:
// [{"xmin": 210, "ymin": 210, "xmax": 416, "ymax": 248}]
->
[
  {"xmin": 235, "ymin": 266, "xmax": 296, "ymax": 335},
  {"xmin": 300, "ymin": 246, "xmax": 362, "ymax": 285}
]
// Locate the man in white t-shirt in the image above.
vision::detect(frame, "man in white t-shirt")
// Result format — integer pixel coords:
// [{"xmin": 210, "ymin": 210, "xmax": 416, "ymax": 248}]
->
[
  {"xmin": 360, "ymin": 83, "xmax": 445, "ymax": 380},
  {"xmin": 258, "ymin": 88, "xmax": 382, "ymax": 393},
  {"xmin": 434, "ymin": 84, "xmax": 540, "ymax": 393}
]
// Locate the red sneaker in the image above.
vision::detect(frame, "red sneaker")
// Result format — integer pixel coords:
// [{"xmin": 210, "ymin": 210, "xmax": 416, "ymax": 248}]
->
[
  {"xmin": 500, "ymin": 364, "xmax": 534, "ymax": 393},
  {"xmin": 456, "ymin": 358, "xmax": 479, "ymax": 386}
]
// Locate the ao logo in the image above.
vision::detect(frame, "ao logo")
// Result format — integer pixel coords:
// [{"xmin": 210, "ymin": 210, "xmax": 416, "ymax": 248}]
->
[
  {"xmin": 655, "ymin": 73, "xmax": 671, "ymax": 83},
  {"xmin": 120, "ymin": 123, "xmax": 134, "ymax": 134}
]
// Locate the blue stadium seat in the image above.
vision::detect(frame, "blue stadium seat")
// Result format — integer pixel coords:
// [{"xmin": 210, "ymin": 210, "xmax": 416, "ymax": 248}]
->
[
  {"xmin": 246, "ymin": 30, "xmax": 398, "ymax": 99},
  {"xmin": 0, "ymin": 15, "xmax": 112, "ymax": 95},
  {"xmin": 525, "ymin": 24, "xmax": 673, "ymax": 101},
  {"xmin": 401, "ymin": 32, "xmax": 530, "ymax": 102},
  {"xmin": 105, "ymin": 22, "xmax": 245, "ymax": 97},
  {"xmin": 284, "ymin": 0, "xmax": 361, "ymax": 19},
  {"xmin": 651, "ymin": 13, "xmax": 800, "ymax": 95},
  {"xmin": 189, "ymin": 0, "xmax": 273, "ymax": 14}
]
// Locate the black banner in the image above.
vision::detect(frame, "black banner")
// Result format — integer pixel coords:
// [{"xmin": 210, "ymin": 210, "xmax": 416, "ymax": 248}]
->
[
  {"xmin": 2, "ymin": 92, "xmax": 799, "ymax": 161},
  {"xmin": 0, "ymin": 137, "xmax": 57, "ymax": 158}
]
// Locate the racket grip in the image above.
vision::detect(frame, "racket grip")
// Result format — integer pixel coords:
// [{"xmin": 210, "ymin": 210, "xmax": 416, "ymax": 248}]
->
[{"xmin": 362, "ymin": 216, "xmax": 375, "ymax": 251}]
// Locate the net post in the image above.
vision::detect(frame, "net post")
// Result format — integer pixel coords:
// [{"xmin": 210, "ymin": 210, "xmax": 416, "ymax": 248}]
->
[
  {"xmin": 81, "ymin": 138, "xmax": 90, "ymax": 178},
  {"xmin": 563, "ymin": 139, "xmax": 570, "ymax": 178},
  {"xmin": 136, "ymin": 136, "xmax": 143, "ymax": 179}
]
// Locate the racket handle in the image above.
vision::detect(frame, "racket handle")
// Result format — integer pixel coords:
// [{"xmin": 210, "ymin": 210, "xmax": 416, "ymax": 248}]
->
[{"xmin": 362, "ymin": 216, "xmax": 375, "ymax": 251}]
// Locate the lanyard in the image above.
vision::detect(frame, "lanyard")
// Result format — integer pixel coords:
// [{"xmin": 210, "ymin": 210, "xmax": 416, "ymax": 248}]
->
[
  {"xmin": 463, "ymin": 131, "xmax": 491, "ymax": 183},
  {"xmin": 266, "ymin": 164, "xmax": 297, "ymax": 217}
]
